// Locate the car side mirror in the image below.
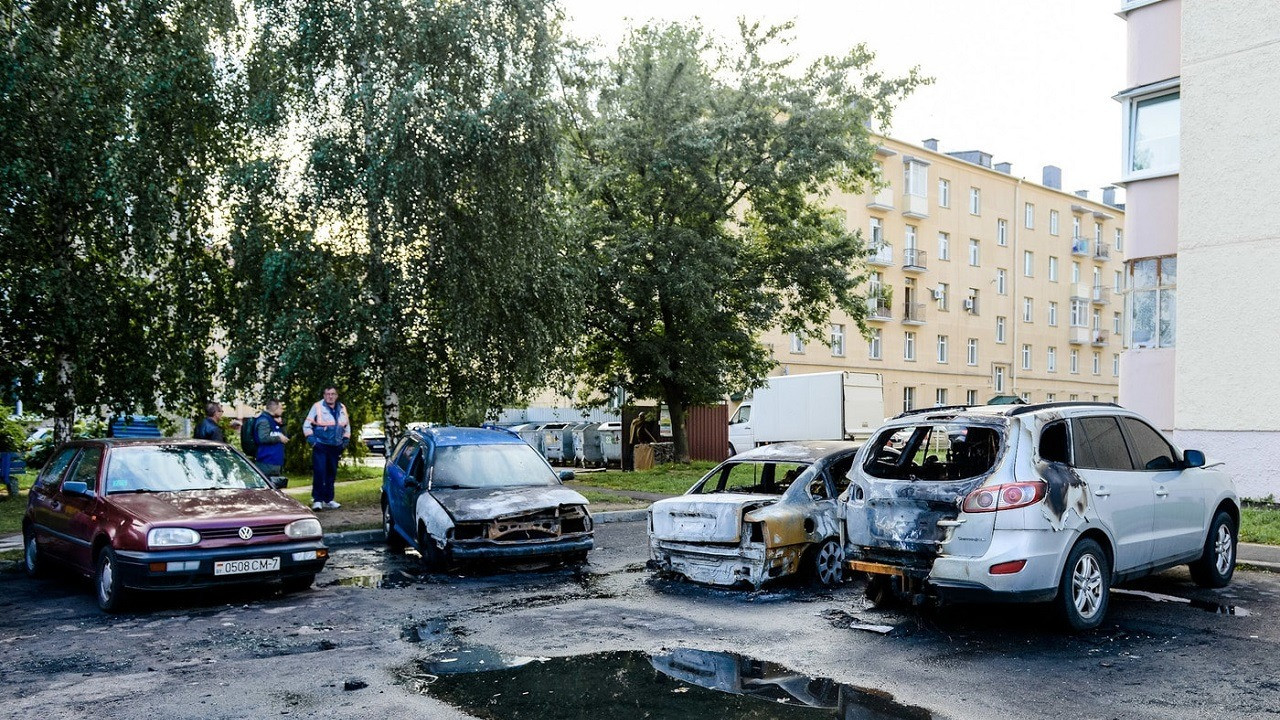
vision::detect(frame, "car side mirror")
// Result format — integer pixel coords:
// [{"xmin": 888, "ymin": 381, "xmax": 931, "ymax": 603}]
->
[
  {"xmin": 62, "ymin": 481, "xmax": 93, "ymax": 497},
  {"xmin": 268, "ymin": 476, "xmax": 289, "ymax": 490},
  {"xmin": 559, "ymin": 470, "xmax": 575, "ymax": 482},
  {"xmin": 1183, "ymin": 449, "xmax": 1206, "ymax": 468}
]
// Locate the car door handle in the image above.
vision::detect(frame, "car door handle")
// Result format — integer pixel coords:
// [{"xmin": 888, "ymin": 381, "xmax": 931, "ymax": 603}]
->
[
  {"xmin": 1155, "ymin": 488, "xmax": 1169, "ymax": 497},
  {"xmin": 1094, "ymin": 488, "xmax": 1110, "ymax": 497}
]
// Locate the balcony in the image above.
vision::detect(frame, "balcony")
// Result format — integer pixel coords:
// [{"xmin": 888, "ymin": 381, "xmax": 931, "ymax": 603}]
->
[
  {"xmin": 1069, "ymin": 283, "xmax": 1092, "ymax": 302},
  {"xmin": 1091, "ymin": 285, "xmax": 1110, "ymax": 304},
  {"xmin": 1091, "ymin": 329, "xmax": 1110, "ymax": 346},
  {"xmin": 1093, "ymin": 241, "xmax": 1111, "ymax": 261},
  {"xmin": 903, "ymin": 302, "xmax": 926, "ymax": 325},
  {"xmin": 1071, "ymin": 236, "xmax": 1089, "ymax": 256},
  {"xmin": 867, "ymin": 185, "xmax": 894, "ymax": 211},
  {"xmin": 866, "ymin": 242, "xmax": 894, "ymax": 266},
  {"xmin": 902, "ymin": 248, "xmax": 927, "ymax": 272},
  {"xmin": 866, "ymin": 296, "xmax": 892, "ymax": 321},
  {"xmin": 902, "ymin": 192, "xmax": 929, "ymax": 219},
  {"xmin": 1068, "ymin": 326, "xmax": 1090, "ymax": 344}
]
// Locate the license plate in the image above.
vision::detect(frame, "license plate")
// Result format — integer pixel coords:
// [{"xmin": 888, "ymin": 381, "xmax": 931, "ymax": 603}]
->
[{"xmin": 214, "ymin": 557, "xmax": 280, "ymax": 576}]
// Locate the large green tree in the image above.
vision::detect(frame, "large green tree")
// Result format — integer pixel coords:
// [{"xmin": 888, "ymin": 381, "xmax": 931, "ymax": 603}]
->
[
  {"xmin": 0, "ymin": 0, "xmax": 237, "ymax": 441},
  {"xmin": 559, "ymin": 22, "xmax": 926, "ymax": 461},
  {"xmin": 227, "ymin": 0, "xmax": 578, "ymax": 447}
]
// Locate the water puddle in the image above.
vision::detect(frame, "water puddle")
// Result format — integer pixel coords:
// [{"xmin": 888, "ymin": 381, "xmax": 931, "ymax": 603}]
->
[
  {"xmin": 326, "ymin": 571, "xmax": 418, "ymax": 589},
  {"xmin": 400, "ymin": 647, "xmax": 935, "ymax": 719},
  {"xmin": 1112, "ymin": 588, "xmax": 1251, "ymax": 616}
]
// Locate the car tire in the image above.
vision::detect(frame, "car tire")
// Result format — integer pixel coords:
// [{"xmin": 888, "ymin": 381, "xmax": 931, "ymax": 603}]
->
[
  {"xmin": 383, "ymin": 500, "xmax": 406, "ymax": 552},
  {"xmin": 418, "ymin": 526, "xmax": 445, "ymax": 571},
  {"xmin": 96, "ymin": 547, "xmax": 128, "ymax": 613},
  {"xmin": 1189, "ymin": 510, "xmax": 1236, "ymax": 589},
  {"xmin": 1056, "ymin": 538, "xmax": 1109, "ymax": 631},
  {"xmin": 23, "ymin": 530, "xmax": 44, "ymax": 578},
  {"xmin": 807, "ymin": 538, "xmax": 845, "ymax": 587},
  {"xmin": 864, "ymin": 574, "xmax": 898, "ymax": 608},
  {"xmin": 727, "ymin": 443, "xmax": 737, "ymax": 457},
  {"xmin": 283, "ymin": 574, "xmax": 317, "ymax": 593}
]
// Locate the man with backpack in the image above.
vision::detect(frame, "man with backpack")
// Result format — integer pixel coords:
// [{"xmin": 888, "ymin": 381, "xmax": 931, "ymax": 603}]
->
[
  {"xmin": 242, "ymin": 399, "xmax": 289, "ymax": 476},
  {"xmin": 303, "ymin": 386, "xmax": 350, "ymax": 511}
]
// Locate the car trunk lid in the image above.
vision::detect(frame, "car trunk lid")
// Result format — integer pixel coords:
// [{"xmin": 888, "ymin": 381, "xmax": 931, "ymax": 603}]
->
[{"xmin": 650, "ymin": 494, "xmax": 779, "ymax": 543}]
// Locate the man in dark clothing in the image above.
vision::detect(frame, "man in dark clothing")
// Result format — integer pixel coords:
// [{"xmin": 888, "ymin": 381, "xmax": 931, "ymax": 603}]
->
[
  {"xmin": 194, "ymin": 402, "xmax": 225, "ymax": 442},
  {"xmin": 252, "ymin": 399, "xmax": 290, "ymax": 475}
]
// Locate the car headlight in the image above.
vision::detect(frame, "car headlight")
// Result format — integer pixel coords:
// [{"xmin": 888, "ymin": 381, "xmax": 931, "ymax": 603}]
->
[
  {"xmin": 285, "ymin": 518, "xmax": 323, "ymax": 539},
  {"xmin": 148, "ymin": 527, "xmax": 201, "ymax": 548}
]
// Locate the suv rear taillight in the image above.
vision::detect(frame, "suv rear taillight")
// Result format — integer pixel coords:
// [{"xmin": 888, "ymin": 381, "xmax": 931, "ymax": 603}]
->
[{"xmin": 962, "ymin": 481, "xmax": 1047, "ymax": 513}]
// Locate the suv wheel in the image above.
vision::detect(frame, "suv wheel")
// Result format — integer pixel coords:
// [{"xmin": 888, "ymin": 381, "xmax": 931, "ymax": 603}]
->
[
  {"xmin": 1189, "ymin": 510, "xmax": 1236, "ymax": 588},
  {"xmin": 1056, "ymin": 538, "xmax": 1109, "ymax": 631}
]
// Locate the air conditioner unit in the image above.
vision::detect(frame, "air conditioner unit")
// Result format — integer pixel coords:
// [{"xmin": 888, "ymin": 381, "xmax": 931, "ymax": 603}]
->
[
  {"xmin": 963, "ymin": 298, "xmax": 976, "ymax": 312},
  {"xmin": 932, "ymin": 287, "xmax": 945, "ymax": 300}
]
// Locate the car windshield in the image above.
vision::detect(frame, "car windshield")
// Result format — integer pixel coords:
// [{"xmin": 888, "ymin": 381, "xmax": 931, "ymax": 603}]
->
[
  {"xmin": 693, "ymin": 461, "xmax": 814, "ymax": 495},
  {"xmin": 431, "ymin": 443, "xmax": 558, "ymax": 489},
  {"xmin": 863, "ymin": 423, "xmax": 1003, "ymax": 481},
  {"xmin": 104, "ymin": 446, "xmax": 268, "ymax": 493}
]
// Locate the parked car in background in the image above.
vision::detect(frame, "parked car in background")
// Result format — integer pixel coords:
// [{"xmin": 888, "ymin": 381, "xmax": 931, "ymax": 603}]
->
[
  {"xmin": 381, "ymin": 426, "xmax": 594, "ymax": 568},
  {"xmin": 842, "ymin": 402, "xmax": 1239, "ymax": 630},
  {"xmin": 22, "ymin": 439, "xmax": 328, "ymax": 611},
  {"xmin": 360, "ymin": 422, "xmax": 386, "ymax": 455},
  {"xmin": 648, "ymin": 441, "xmax": 861, "ymax": 588}
]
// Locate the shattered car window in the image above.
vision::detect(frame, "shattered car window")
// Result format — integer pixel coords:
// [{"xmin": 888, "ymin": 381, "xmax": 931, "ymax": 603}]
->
[
  {"xmin": 431, "ymin": 443, "xmax": 558, "ymax": 489},
  {"xmin": 862, "ymin": 424, "xmax": 1002, "ymax": 481},
  {"xmin": 695, "ymin": 461, "xmax": 812, "ymax": 495}
]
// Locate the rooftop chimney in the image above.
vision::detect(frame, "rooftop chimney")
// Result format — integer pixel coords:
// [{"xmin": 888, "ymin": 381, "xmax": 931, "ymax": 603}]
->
[
  {"xmin": 1074, "ymin": 190, "xmax": 1089, "ymax": 199},
  {"xmin": 946, "ymin": 150, "xmax": 993, "ymax": 168},
  {"xmin": 1102, "ymin": 186, "xmax": 1117, "ymax": 207},
  {"xmin": 995, "ymin": 162, "xmax": 1012, "ymax": 174},
  {"xmin": 1042, "ymin": 165, "xmax": 1062, "ymax": 190},
  {"xmin": 922, "ymin": 138, "xmax": 939, "ymax": 151}
]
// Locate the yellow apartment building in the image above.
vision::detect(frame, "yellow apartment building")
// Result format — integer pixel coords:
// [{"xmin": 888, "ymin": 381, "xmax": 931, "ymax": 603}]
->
[{"xmin": 759, "ymin": 135, "xmax": 1126, "ymax": 414}]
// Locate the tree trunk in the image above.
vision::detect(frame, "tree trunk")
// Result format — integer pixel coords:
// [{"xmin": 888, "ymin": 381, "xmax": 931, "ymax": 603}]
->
[
  {"xmin": 53, "ymin": 350, "xmax": 75, "ymax": 445},
  {"xmin": 382, "ymin": 387, "xmax": 401, "ymax": 458},
  {"xmin": 669, "ymin": 401, "xmax": 690, "ymax": 464}
]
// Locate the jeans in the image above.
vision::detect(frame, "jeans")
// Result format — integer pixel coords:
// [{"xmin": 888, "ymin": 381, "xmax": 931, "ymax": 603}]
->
[{"xmin": 311, "ymin": 443, "xmax": 341, "ymax": 503}]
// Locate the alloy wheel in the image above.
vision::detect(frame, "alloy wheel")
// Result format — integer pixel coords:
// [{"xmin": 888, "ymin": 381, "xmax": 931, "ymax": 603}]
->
[
  {"xmin": 1214, "ymin": 525, "xmax": 1234, "ymax": 576},
  {"xmin": 815, "ymin": 540, "xmax": 843, "ymax": 585},
  {"xmin": 1072, "ymin": 553, "xmax": 1103, "ymax": 619}
]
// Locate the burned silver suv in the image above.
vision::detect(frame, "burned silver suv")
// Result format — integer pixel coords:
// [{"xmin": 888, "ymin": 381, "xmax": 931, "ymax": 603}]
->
[{"xmin": 841, "ymin": 402, "xmax": 1240, "ymax": 630}]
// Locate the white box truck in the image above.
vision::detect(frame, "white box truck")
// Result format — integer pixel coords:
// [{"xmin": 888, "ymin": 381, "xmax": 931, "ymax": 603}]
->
[{"xmin": 727, "ymin": 371, "xmax": 884, "ymax": 454}]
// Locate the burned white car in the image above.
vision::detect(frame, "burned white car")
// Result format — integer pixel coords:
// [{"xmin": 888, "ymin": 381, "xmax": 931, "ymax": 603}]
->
[
  {"xmin": 381, "ymin": 427, "xmax": 594, "ymax": 567},
  {"xmin": 648, "ymin": 442, "xmax": 860, "ymax": 588}
]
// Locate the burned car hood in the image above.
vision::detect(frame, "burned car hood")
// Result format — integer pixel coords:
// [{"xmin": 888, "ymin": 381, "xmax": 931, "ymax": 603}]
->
[
  {"xmin": 106, "ymin": 489, "xmax": 311, "ymax": 525},
  {"xmin": 429, "ymin": 485, "xmax": 589, "ymax": 522},
  {"xmin": 650, "ymin": 494, "xmax": 779, "ymax": 543}
]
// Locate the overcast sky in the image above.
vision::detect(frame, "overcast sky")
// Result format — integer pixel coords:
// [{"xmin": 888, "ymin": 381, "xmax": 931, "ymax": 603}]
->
[{"xmin": 558, "ymin": 0, "xmax": 1127, "ymax": 202}]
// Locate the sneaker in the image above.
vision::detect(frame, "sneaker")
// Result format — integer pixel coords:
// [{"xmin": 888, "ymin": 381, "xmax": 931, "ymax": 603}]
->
[
  {"xmin": 325, "ymin": 500, "xmax": 342, "ymax": 509},
  {"xmin": 312, "ymin": 501, "xmax": 323, "ymax": 511}
]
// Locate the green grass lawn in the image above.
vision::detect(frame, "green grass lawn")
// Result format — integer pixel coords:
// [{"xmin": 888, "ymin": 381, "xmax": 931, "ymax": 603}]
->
[
  {"xmin": 577, "ymin": 490, "xmax": 646, "ymax": 507},
  {"xmin": 1240, "ymin": 505, "xmax": 1280, "ymax": 545},
  {"xmin": 0, "ymin": 472, "xmax": 37, "ymax": 536},
  {"xmin": 572, "ymin": 462, "xmax": 716, "ymax": 496}
]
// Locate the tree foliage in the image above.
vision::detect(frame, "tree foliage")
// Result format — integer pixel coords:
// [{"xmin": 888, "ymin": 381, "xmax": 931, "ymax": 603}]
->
[
  {"xmin": 227, "ymin": 0, "xmax": 579, "ymax": 446},
  {"xmin": 0, "ymin": 0, "xmax": 237, "ymax": 441},
  {"xmin": 559, "ymin": 21, "xmax": 927, "ymax": 460}
]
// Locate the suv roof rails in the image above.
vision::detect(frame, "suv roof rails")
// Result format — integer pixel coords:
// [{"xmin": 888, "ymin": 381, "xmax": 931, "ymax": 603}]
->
[
  {"xmin": 1006, "ymin": 401, "xmax": 1121, "ymax": 417},
  {"xmin": 893, "ymin": 404, "xmax": 971, "ymax": 419}
]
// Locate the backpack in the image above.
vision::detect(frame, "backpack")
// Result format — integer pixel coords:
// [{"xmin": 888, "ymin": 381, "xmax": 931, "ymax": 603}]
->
[{"xmin": 241, "ymin": 415, "xmax": 262, "ymax": 457}]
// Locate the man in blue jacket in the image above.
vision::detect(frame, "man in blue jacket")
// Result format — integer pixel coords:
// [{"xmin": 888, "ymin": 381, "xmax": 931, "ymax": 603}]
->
[
  {"xmin": 303, "ymin": 386, "xmax": 350, "ymax": 510},
  {"xmin": 252, "ymin": 399, "xmax": 289, "ymax": 476},
  {"xmin": 194, "ymin": 403, "xmax": 225, "ymax": 442}
]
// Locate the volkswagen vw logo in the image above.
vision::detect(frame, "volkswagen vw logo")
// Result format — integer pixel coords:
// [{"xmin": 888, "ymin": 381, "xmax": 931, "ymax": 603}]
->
[{"xmin": 238, "ymin": 526, "xmax": 254, "ymax": 540}]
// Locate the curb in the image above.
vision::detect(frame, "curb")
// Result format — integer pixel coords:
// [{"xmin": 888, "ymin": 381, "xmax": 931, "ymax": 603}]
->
[{"xmin": 320, "ymin": 509, "xmax": 649, "ymax": 547}]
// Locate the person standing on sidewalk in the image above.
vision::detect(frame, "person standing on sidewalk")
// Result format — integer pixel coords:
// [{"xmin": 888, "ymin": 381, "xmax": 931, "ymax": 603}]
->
[
  {"xmin": 252, "ymin": 399, "xmax": 289, "ymax": 476},
  {"xmin": 194, "ymin": 402, "xmax": 225, "ymax": 442},
  {"xmin": 303, "ymin": 386, "xmax": 350, "ymax": 511}
]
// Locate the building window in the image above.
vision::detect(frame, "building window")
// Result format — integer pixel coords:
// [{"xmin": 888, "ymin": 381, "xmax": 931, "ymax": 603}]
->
[
  {"xmin": 969, "ymin": 187, "xmax": 981, "ymax": 215},
  {"xmin": 904, "ymin": 224, "xmax": 917, "ymax": 252},
  {"xmin": 1113, "ymin": 353, "xmax": 1120, "ymax": 376},
  {"xmin": 1046, "ymin": 392, "xmax": 1056, "ymax": 402},
  {"xmin": 936, "ymin": 282, "xmax": 949, "ymax": 311},
  {"xmin": 1021, "ymin": 344, "xmax": 1032, "ymax": 370},
  {"xmin": 1049, "ymin": 256, "xmax": 1059, "ymax": 282},
  {"xmin": 1070, "ymin": 349, "xmax": 1079, "ymax": 374},
  {"xmin": 870, "ymin": 217, "xmax": 884, "ymax": 246},
  {"xmin": 790, "ymin": 333, "xmax": 805, "ymax": 354},
  {"xmin": 1069, "ymin": 299, "xmax": 1088, "ymax": 327},
  {"xmin": 1023, "ymin": 297, "xmax": 1034, "ymax": 323},
  {"xmin": 996, "ymin": 269, "xmax": 1007, "ymax": 295},
  {"xmin": 966, "ymin": 338, "xmax": 978, "ymax": 366},
  {"xmin": 1023, "ymin": 251, "xmax": 1034, "ymax": 277},
  {"xmin": 997, "ymin": 219, "xmax": 1008, "ymax": 246},
  {"xmin": 1071, "ymin": 261, "xmax": 1081, "ymax": 284},
  {"xmin": 830, "ymin": 324, "xmax": 845, "ymax": 357},
  {"xmin": 1113, "ymin": 311, "xmax": 1122, "ymax": 334},
  {"xmin": 904, "ymin": 160, "xmax": 928, "ymax": 198},
  {"xmin": 1049, "ymin": 210, "xmax": 1060, "ymax": 236},
  {"xmin": 1126, "ymin": 256, "xmax": 1176, "ymax": 348},
  {"xmin": 1025, "ymin": 203, "xmax": 1034, "ymax": 229},
  {"xmin": 935, "ymin": 388, "xmax": 948, "ymax": 406},
  {"xmin": 1070, "ymin": 394, "xmax": 1079, "ymax": 401},
  {"xmin": 1048, "ymin": 301, "xmax": 1058, "ymax": 327},
  {"xmin": 1094, "ymin": 222, "xmax": 1102, "ymax": 244},
  {"xmin": 1092, "ymin": 352, "xmax": 1101, "ymax": 375},
  {"xmin": 1047, "ymin": 346, "xmax": 1057, "ymax": 372},
  {"xmin": 937, "ymin": 231, "xmax": 950, "ymax": 261},
  {"xmin": 993, "ymin": 365, "xmax": 1006, "ymax": 393},
  {"xmin": 968, "ymin": 238, "xmax": 980, "ymax": 266},
  {"xmin": 995, "ymin": 317, "xmax": 1006, "ymax": 343},
  {"xmin": 966, "ymin": 389, "xmax": 978, "ymax": 405},
  {"xmin": 1072, "ymin": 215, "xmax": 1081, "ymax": 240},
  {"xmin": 938, "ymin": 179, "xmax": 950, "ymax": 208},
  {"xmin": 904, "ymin": 331, "xmax": 916, "ymax": 361},
  {"xmin": 937, "ymin": 335, "xmax": 949, "ymax": 364},
  {"xmin": 868, "ymin": 329, "xmax": 882, "ymax": 360},
  {"xmin": 1113, "ymin": 270, "xmax": 1123, "ymax": 293},
  {"xmin": 1114, "ymin": 229, "xmax": 1123, "ymax": 252},
  {"xmin": 903, "ymin": 386, "xmax": 916, "ymax": 413},
  {"xmin": 1127, "ymin": 89, "xmax": 1180, "ymax": 177}
]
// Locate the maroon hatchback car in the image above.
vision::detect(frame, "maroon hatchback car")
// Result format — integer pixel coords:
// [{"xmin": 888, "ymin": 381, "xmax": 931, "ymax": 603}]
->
[{"xmin": 22, "ymin": 439, "xmax": 328, "ymax": 611}]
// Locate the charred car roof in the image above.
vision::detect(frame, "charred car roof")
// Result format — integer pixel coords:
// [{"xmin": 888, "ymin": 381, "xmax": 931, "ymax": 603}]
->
[{"xmin": 728, "ymin": 441, "xmax": 861, "ymax": 463}]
